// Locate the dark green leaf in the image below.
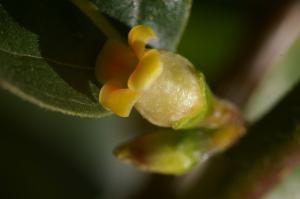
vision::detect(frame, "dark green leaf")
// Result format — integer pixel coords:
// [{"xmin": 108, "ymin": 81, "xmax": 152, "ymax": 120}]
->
[
  {"xmin": 0, "ymin": 0, "xmax": 191, "ymax": 117},
  {"xmin": 0, "ymin": 0, "xmax": 109, "ymax": 117},
  {"xmin": 91, "ymin": 0, "xmax": 192, "ymax": 50}
]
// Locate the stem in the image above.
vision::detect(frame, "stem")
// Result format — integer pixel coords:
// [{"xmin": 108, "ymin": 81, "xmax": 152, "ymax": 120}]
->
[
  {"xmin": 70, "ymin": 0, "xmax": 123, "ymax": 40},
  {"xmin": 181, "ymin": 83, "xmax": 300, "ymax": 199},
  {"xmin": 215, "ymin": 0, "xmax": 300, "ymax": 108}
]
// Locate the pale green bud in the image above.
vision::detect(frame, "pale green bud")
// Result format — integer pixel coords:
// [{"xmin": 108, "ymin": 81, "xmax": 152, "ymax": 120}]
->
[{"xmin": 114, "ymin": 130, "xmax": 212, "ymax": 175}]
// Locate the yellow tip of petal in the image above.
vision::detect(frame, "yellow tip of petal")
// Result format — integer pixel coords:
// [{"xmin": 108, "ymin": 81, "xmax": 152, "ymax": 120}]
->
[
  {"xmin": 128, "ymin": 25, "xmax": 156, "ymax": 59},
  {"xmin": 100, "ymin": 80, "xmax": 140, "ymax": 117},
  {"xmin": 128, "ymin": 49, "xmax": 162, "ymax": 92}
]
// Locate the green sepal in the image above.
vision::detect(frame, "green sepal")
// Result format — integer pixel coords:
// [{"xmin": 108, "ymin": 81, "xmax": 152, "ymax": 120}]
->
[{"xmin": 172, "ymin": 72, "xmax": 213, "ymax": 129}]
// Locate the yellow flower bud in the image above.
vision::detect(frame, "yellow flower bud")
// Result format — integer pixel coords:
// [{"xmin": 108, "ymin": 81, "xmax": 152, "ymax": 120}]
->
[
  {"xmin": 135, "ymin": 51, "xmax": 212, "ymax": 129},
  {"xmin": 95, "ymin": 25, "xmax": 211, "ymax": 128}
]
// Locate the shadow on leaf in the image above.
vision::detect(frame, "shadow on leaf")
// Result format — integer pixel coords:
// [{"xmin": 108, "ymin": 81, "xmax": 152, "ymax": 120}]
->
[{"xmin": 1, "ymin": 0, "xmax": 107, "ymax": 102}]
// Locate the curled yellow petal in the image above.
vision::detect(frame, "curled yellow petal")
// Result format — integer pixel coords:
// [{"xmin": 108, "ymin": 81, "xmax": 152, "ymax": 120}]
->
[
  {"xmin": 128, "ymin": 25, "xmax": 156, "ymax": 59},
  {"xmin": 128, "ymin": 49, "xmax": 162, "ymax": 92},
  {"xmin": 99, "ymin": 80, "xmax": 140, "ymax": 117}
]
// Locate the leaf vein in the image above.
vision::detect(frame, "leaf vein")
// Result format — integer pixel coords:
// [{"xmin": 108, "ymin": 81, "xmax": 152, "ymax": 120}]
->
[
  {"xmin": 0, "ymin": 47, "xmax": 94, "ymax": 71},
  {"xmin": 21, "ymin": 82, "xmax": 98, "ymax": 106}
]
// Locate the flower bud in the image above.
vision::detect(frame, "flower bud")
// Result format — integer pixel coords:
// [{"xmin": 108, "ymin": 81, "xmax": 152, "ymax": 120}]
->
[
  {"xmin": 135, "ymin": 50, "xmax": 212, "ymax": 129},
  {"xmin": 95, "ymin": 25, "xmax": 212, "ymax": 129},
  {"xmin": 114, "ymin": 130, "xmax": 211, "ymax": 175}
]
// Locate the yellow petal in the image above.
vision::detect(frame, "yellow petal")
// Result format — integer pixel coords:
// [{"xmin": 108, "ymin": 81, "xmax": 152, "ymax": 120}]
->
[
  {"xmin": 128, "ymin": 49, "xmax": 162, "ymax": 92},
  {"xmin": 128, "ymin": 25, "xmax": 156, "ymax": 59},
  {"xmin": 99, "ymin": 80, "xmax": 140, "ymax": 117},
  {"xmin": 95, "ymin": 40, "xmax": 137, "ymax": 84}
]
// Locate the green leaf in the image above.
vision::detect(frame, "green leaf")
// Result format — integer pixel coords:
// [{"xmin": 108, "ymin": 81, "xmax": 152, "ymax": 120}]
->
[
  {"xmin": 0, "ymin": 0, "xmax": 109, "ymax": 117},
  {"xmin": 91, "ymin": 0, "xmax": 192, "ymax": 51},
  {"xmin": 0, "ymin": 0, "xmax": 191, "ymax": 117}
]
